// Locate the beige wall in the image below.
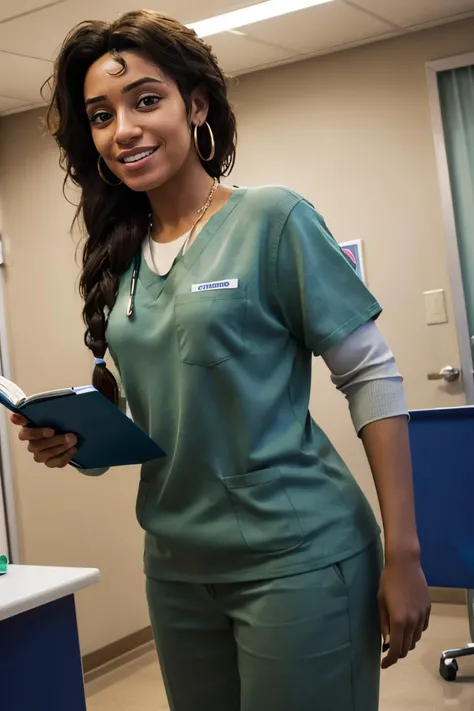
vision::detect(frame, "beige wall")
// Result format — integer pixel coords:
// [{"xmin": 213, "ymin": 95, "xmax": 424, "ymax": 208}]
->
[{"xmin": 0, "ymin": 18, "xmax": 472, "ymax": 653}]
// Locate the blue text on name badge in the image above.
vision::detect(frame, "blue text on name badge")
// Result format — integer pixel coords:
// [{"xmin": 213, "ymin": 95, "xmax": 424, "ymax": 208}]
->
[{"xmin": 191, "ymin": 279, "xmax": 239, "ymax": 293}]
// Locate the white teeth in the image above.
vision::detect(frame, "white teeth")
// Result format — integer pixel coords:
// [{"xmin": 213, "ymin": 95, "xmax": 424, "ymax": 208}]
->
[{"xmin": 123, "ymin": 149, "xmax": 155, "ymax": 164}]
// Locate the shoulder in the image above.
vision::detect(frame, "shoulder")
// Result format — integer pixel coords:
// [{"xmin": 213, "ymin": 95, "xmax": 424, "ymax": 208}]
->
[
  {"xmin": 235, "ymin": 185, "xmax": 328, "ymax": 240},
  {"xmin": 234, "ymin": 185, "xmax": 330, "ymax": 250},
  {"xmin": 236, "ymin": 184, "xmax": 309, "ymax": 224}
]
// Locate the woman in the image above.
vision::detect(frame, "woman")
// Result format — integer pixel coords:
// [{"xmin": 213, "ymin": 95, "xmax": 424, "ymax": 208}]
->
[{"xmin": 12, "ymin": 10, "xmax": 430, "ymax": 711}]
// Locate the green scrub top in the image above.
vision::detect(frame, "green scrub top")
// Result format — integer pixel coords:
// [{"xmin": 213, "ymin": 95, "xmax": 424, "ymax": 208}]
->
[{"xmin": 106, "ymin": 186, "xmax": 381, "ymax": 583}]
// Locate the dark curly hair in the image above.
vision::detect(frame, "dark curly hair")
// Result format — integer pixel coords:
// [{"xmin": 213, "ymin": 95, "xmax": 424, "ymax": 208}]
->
[{"xmin": 46, "ymin": 10, "xmax": 237, "ymax": 404}]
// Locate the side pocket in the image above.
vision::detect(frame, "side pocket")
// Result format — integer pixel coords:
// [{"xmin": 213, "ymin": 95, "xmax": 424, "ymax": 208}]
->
[
  {"xmin": 223, "ymin": 468, "xmax": 304, "ymax": 554},
  {"xmin": 136, "ymin": 480, "xmax": 149, "ymax": 528}
]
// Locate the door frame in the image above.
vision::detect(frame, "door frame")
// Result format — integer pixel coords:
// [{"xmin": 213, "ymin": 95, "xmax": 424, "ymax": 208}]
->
[
  {"xmin": 426, "ymin": 52, "xmax": 474, "ymax": 405},
  {"xmin": 0, "ymin": 258, "xmax": 20, "ymax": 563}
]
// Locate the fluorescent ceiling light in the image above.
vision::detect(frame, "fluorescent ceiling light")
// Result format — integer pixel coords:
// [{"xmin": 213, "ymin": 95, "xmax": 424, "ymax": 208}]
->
[{"xmin": 188, "ymin": 0, "xmax": 335, "ymax": 38}]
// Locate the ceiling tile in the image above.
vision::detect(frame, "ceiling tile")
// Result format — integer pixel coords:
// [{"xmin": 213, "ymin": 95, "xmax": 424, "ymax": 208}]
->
[
  {"xmin": 182, "ymin": 0, "xmax": 260, "ymax": 24},
  {"xmin": 0, "ymin": 0, "xmax": 256, "ymax": 61},
  {"xmin": 208, "ymin": 32, "xmax": 296, "ymax": 74},
  {"xmin": 0, "ymin": 0, "xmax": 65, "ymax": 24},
  {"xmin": 242, "ymin": 2, "xmax": 393, "ymax": 55},
  {"xmin": 0, "ymin": 52, "xmax": 52, "ymax": 102},
  {"xmin": 0, "ymin": 95, "xmax": 32, "ymax": 113},
  {"xmin": 348, "ymin": 0, "xmax": 474, "ymax": 28}
]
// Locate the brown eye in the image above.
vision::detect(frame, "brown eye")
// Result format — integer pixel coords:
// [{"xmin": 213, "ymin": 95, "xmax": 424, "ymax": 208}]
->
[
  {"xmin": 137, "ymin": 95, "xmax": 161, "ymax": 109},
  {"xmin": 90, "ymin": 111, "xmax": 112, "ymax": 125}
]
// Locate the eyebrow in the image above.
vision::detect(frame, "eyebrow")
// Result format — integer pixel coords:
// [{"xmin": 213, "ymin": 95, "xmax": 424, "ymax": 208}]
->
[{"xmin": 85, "ymin": 77, "xmax": 165, "ymax": 108}]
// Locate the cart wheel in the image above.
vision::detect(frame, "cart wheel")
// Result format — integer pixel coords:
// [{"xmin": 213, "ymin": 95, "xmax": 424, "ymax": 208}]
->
[{"xmin": 439, "ymin": 657, "xmax": 458, "ymax": 682}]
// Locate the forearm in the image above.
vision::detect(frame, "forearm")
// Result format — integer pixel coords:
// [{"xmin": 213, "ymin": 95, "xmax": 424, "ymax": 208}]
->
[{"xmin": 361, "ymin": 415, "xmax": 420, "ymax": 562}]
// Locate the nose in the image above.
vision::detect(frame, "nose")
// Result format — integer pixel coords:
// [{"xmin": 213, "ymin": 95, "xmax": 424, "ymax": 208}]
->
[{"xmin": 114, "ymin": 108, "xmax": 142, "ymax": 145}]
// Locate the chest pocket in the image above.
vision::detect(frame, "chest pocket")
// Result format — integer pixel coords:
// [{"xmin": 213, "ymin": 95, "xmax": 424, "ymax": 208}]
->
[{"xmin": 174, "ymin": 289, "xmax": 247, "ymax": 366}]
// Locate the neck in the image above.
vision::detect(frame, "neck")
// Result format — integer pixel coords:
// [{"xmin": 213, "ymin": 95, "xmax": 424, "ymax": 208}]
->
[{"xmin": 147, "ymin": 159, "xmax": 215, "ymax": 233}]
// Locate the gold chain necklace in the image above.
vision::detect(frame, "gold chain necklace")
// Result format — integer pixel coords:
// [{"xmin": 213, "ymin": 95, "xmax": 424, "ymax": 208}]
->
[{"xmin": 148, "ymin": 178, "xmax": 219, "ymax": 272}]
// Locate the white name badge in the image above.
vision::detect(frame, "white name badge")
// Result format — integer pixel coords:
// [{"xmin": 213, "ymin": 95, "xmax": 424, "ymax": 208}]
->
[{"xmin": 191, "ymin": 279, "xmax": 239, "ymax": 293}]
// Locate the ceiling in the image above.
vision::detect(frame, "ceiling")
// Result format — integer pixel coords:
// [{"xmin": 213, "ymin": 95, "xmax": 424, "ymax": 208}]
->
[{"xmin": 0, "ymin": 0, "xmax": 473, "ymax": 116}]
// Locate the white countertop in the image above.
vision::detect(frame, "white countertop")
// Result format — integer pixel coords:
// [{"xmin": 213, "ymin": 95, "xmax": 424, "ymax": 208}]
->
[{"xmin": 0, "ymin": 565, "xmax": 100, "ymax": 621}]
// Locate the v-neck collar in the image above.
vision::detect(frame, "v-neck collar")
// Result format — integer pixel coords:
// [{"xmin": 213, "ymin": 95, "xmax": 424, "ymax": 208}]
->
[{"xmin": 138, "ymin": 187, "xmax": 246, "ymax": 300}]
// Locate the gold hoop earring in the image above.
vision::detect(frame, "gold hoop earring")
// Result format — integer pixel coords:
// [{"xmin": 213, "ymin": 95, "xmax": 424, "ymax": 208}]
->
[
  {"xmin": 97, "ymin": 156, "xmax": 122, "ymax": 186},
  {"xmin": 193, "ymin": 121, "xmax": 216, "ymax": 162}
]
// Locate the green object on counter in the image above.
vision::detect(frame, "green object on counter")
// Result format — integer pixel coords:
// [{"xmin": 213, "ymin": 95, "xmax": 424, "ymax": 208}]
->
[{"xmin": 0, "ymin": 554, "xmax": 8, "ymax": 575}]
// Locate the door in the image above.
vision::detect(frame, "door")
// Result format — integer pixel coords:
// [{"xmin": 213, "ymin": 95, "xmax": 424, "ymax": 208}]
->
[
  {"xmin": 410, "ymin": 56, "xmax": 474, "ymax": 603},
  {"xmin": 427, "ymin": 53, "xmax": 474, "ymax": 404}
]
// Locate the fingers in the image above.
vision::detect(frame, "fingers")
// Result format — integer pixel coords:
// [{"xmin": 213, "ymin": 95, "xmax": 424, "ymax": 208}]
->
[
  {"xmin": 382, "ymin": 611, "xmax": 430, "ymax": 668},
  {"xmin": 11, "ymin": 412, "xmax": 78, "ymax": 469},
  {"xmin": 30, "ymin": 437, "xmax": 77, "ymax": 463},
  {"xmin": 19, "ymin": 426, "xmax": 56, "ymax": 442},
  {"xmin": 410, "ymin": 618, "xmax": 425, "ymax": 651},
  {"xmin": 379, "ymin": 596, "xmax": 391, "ymax": 665},
  {"xmin": 44, "ymin": 445, "xmax": 78, "ymax": 469},
  {"xmin": 11, "ymin": 413, "xmax": 29, "ymax": 427},
  {"xmin": 382, "ymin": 621, "xmax": 404, "ymax": 669},
  {"xmin": 379, "ymin": 564, "xmax": 431, "ymax": 669},
  {"xmin": 423, "ymin": 605, "xmax": 431, "ymax": 632},
  {"xmin": 27, "ymin": 433, "xmax": 76, "ymax": 453},
  {"xmin": 379, "ymin": 597, "xmax": 390, "ymax": 647},
  {"xmin": 400, "ymin": 617, "xmax": 418, "ymax": 658}
]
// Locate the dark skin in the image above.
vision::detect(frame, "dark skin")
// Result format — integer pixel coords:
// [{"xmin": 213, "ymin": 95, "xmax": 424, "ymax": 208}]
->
[{"xmin": 361, "ymin": 416, "xmax": 431, "ymax": 668}]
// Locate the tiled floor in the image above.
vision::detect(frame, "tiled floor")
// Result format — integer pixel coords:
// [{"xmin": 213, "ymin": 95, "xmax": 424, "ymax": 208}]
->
[{"xmin": 86, "ymin": 603, "xmax": 474, "ymax": 711}]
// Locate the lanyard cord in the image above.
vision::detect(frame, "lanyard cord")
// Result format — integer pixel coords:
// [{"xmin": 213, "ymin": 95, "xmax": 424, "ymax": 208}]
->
[{"xmin": 126, "ymin": 252, "xmax": 141, "ymax": 318}]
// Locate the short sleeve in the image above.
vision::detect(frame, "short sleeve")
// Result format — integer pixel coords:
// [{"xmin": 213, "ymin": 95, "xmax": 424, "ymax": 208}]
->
[{"xmin": 273, "ymin": 199, "xmax": 382, "ymax": 356}]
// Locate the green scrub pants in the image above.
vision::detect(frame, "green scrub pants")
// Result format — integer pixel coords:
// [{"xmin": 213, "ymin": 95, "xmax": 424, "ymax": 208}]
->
[{"xmin": 146, "ymin": 540, "xmax": 383, "ymax": 711}]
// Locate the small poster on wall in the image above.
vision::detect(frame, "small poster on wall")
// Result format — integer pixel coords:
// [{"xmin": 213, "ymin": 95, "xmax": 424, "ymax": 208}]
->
[{"xmin": 340, "ymin": 239, "xmax": 366, "ymax": 283}]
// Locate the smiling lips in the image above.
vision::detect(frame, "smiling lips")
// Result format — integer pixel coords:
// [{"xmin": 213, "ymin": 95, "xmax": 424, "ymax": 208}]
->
[{"xmin": 118, "ymin": 146, "xmax": 159, "ymax": 170}]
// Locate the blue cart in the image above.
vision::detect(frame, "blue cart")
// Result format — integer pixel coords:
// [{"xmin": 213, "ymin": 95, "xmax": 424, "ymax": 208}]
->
[{"xmin": 409, "ymin": 406, "xmax": 474, "ymax": 681}]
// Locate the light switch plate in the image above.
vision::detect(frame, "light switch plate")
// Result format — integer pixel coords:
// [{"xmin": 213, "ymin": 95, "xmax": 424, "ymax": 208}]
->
[{"xmin": 424, "ymin": 289, "xmax": 448, "ymax": 325}]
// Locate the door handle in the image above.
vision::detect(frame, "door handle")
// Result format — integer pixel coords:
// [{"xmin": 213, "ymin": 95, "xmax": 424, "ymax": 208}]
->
[{"xmin": 427, "ymin": 366, "xmax": 461, "ymax": 383}]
